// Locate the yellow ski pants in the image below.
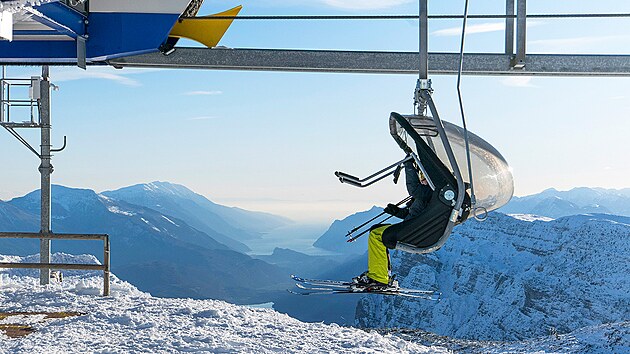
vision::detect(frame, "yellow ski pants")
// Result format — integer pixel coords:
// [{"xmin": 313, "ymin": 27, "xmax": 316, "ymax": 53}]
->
[{"xmin": 367, "ymin": 225, "xmax": 392, "ymax": 284}]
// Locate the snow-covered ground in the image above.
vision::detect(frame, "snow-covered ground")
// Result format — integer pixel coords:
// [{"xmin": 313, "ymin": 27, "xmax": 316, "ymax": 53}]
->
[
  {"xmin": 0, "ymin": 1, "xmax": 54, "ymax": 11},
  {"xmin": 0, "ymin": 253, "xmax": 442, "ymax": 353},
  {"xmin": 2, "ymin": 253, "xmax": 628, "ymax": 353}
]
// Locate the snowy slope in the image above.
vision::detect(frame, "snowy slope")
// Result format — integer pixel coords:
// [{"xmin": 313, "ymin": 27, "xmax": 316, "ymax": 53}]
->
[
  {"xmin": 376, "ymin": 322, "xmax": 629, "ymax": 353},
  {"xmin": 356, "ymin": 212, "xmax": 630, "ymax": 341},
  {"xmin": 0, "ymin": 254, "xmax": 440, "ymax": 354},
  {"xmin": 1, "ymin": 254, "xmax": 627, "ymax": 353}
]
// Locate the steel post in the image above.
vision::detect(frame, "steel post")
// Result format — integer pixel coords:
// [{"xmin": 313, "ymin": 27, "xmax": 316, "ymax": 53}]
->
[
  {"xmin": 419, "ymin": 0, "xmax": 428, "ymax": 80},
  {"xmin": 0, "ymin": 66, "xmax": 4, "ymax": 123},
  {"xmin": 38, "ymin": 66, "xmax": 52, "ymax": 285},
  {"xmin": 505, "ymin": 0, "xmax": 515, "ymax": 55},
  {"xmin": 514, "ymin": 0, "xmax": 526, "ymax": 68},
  {"xmin": 103, "ymin": 235, "xmax": 110, "ymax": 296}
]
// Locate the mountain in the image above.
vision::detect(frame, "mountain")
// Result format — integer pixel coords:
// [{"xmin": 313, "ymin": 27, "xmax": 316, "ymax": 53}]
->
[
  {"xmin": 355, "ymin": 212, "xmax": 630, "ymax": 341},
  {"xmin": 502, "ymin": 187, "xmax": 630, "ymax": 218},
  {"xmin": 2, "ymin": 185, "xmax": 290, "ymax": 303},
  {"xmin": 102, "ymin": 182, "xmax": 291, "ymax": 252},
  {"xmin": 313, "ymin": 206, "xmax": 401, "ymax": 255}
]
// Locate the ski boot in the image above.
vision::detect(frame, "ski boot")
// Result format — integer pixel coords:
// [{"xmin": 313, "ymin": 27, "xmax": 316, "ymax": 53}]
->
[
  {"xmin": 351, "ymin": 271, "xmax": 389, "ymax": 291},
  {"xmin": 388, "ymin": 274, "xmax": 399, "ymax": 290}
]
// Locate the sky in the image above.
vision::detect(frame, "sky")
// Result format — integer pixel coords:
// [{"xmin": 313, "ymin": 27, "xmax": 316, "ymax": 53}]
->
[{"xmin": 1, "ymin": 0, "xmax": 630, "ymax": 223}]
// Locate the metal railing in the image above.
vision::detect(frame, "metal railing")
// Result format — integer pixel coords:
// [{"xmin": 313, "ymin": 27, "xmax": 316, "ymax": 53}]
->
[
  {"xmin": 0, "ymin": 77, "xmax": 39, "ymax": 125},
  {"xmin": 0, "ymin": 232, "xmax": 110, "ymax": 296}
]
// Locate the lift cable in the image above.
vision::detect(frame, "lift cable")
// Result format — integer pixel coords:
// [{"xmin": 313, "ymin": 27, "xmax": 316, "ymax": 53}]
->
[
  {"xmin": 455, "ymin": 0, "xmax": 478, "ymax": 215},
  {"xmin": 203, "ymin": 13, "xmax": 630, "ymax": 21}
]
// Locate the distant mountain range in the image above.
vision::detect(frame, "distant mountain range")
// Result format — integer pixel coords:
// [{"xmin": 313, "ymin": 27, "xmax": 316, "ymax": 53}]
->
[
  {"xmin": 102, "ymin": 182, "xmax": 290, "ymax": 253},
  {"xmin": 0, "ymin": 183, "xmax": 292, "ymax": 303},
  {"xmin": 502, "ymin": 187, "xmax": 630, "ymax": 218}
]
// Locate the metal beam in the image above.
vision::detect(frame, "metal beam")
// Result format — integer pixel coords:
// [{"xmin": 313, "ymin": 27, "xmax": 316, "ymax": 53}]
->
[
  {"xmin": 0, "ymin": 263, "xmax": 105, "ymax": 271},
  {"xmin": 107, "ymin": 48, "xmax": 630, "ymax": 77},
  {"xmin": 0, "ymin": 232, "xmax": 108, "ymax": 240}
]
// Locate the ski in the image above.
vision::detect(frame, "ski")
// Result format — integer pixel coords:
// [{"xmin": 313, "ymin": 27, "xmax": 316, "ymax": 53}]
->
[
  {"xmin": 291, "ymin": 275, "xmax": 352, "ymax": 287},
  {"xmin": 290, "ymin": 275, "xmax": 442, "ymax": 300},
  {"xmin": 288, "ymin": 288, "xmax": 439, "ymax": 300},
  {"xmin": 295, "ymin": 282, "xmax": 340, "ymax": 291},
  {"xmin": 292, "ymin": 275, "xmax": 439, "ymax": 295}
]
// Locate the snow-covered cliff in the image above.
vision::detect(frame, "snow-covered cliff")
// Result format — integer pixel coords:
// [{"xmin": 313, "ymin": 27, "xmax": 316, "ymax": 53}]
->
[{"xmin": 356, "ymin": 213, "xmax": 630, "ymax": 341}]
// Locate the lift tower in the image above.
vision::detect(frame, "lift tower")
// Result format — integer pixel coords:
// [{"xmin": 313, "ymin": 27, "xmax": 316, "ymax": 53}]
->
[{"xmin": 0, "ymin": 66, "xmax": 110, "ymax": 295}]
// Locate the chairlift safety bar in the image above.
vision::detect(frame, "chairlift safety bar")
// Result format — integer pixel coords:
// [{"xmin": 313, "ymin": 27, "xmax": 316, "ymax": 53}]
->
[{"xmin": 335, "ymin": 155, "xmax": 414, "ymax": 188}]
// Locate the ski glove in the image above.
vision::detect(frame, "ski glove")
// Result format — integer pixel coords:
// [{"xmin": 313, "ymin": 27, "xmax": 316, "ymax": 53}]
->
[{"xmin": 384, "ymin": 203, "xmax": 409, "ymax": 219}]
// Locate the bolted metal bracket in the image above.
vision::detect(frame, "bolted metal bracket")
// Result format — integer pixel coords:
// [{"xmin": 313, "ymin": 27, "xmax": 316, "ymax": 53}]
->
[
  {"xmin": 414, "ymin": 79, "xmax": 432, "ymax": 115},
  {"xmin": 511, "ymin": 56, "xmax": 526, "ymax": 70}
]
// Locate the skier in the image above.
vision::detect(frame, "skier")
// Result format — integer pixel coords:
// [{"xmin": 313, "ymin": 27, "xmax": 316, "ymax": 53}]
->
[{"xmin": 352, "ymin": 158, "xmax": 432, "ymax": 290}]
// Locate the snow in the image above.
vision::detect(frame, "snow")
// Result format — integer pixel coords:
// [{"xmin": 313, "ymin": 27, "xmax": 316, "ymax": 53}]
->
[
  {"xmin": 0, "ymin": 1, "xmax": 53, "ymax": 12},
  {"xmin": 0, "ymin": 253, "xmax": 441, "ymax": 353},
  {"xmin": 161, "ymin": 215, "xmax": 179, "ymax": 227},
  {"xmin": 508, "ymin": 213, "xmax": 554, "ymax": 222},
  {"xmin": 106, "ymin": 205, "xmax": 135, "ymax": 217},
  {"xmin": 1, "ymin": 252, "xmax": 628, "ymax": 353}
]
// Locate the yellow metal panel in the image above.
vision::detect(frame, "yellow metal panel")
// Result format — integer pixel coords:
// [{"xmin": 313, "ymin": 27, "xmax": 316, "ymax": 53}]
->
[{"xmin": 169, "ymin": 6, "xmax": 242, "ymax": 48}]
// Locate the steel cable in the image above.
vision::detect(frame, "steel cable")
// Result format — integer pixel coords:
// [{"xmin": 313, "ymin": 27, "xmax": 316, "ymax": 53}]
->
[{"xmin": 199, "ymin": 13, "xmax": 630, "ymax": 20}]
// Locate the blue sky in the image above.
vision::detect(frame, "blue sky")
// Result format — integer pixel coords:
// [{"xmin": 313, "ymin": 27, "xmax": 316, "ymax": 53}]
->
[{"xmin": 2, "ymin": 0, "xmax": 630, "ymax": 223}]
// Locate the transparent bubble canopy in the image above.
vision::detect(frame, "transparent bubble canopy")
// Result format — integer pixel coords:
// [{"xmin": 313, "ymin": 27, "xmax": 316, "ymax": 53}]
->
[{"xmin": 392, "ymin": 115, "xmax": 514, "ymax": 213}]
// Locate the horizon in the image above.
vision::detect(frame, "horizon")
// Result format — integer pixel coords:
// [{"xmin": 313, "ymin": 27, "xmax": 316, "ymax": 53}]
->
[{"xmin": 1, "ymin": 181, "xmax": 628, "ymax": 224}]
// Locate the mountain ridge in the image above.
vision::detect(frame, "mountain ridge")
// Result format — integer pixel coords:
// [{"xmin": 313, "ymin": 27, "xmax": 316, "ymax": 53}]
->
[
  {"xmin": 504, "ymin": 187, "xmax": 630, "ymax": 218},
  {"xmin": 0, "ymin": 184, "xmax": 291, "ymax": 303},
  {"xmin": 103, "ymin": 181, "xmax": 293, "ymax": 252}
]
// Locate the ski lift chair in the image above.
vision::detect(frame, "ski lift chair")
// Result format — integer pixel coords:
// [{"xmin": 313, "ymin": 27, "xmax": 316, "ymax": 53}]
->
[
  {"xmin": 381, "ymin": 112, "xmax": 470, "ymax": 254},
  {"xmin": 336, "ymin": 111, "xmax": 513, "ymax": 254}
]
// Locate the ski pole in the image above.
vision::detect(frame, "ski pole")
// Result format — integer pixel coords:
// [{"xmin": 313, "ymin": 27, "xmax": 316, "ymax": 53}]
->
[
  {"xmin": 346, "ymin": 213, "xmax": 396, "ymax": 243},
  {"xmin": 345, "ymin": 211, "xmax": 386, "ymax": 237},
  {"xmin": 345, "ymin": 195, "xmax": 412, "ymax": 237}
]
